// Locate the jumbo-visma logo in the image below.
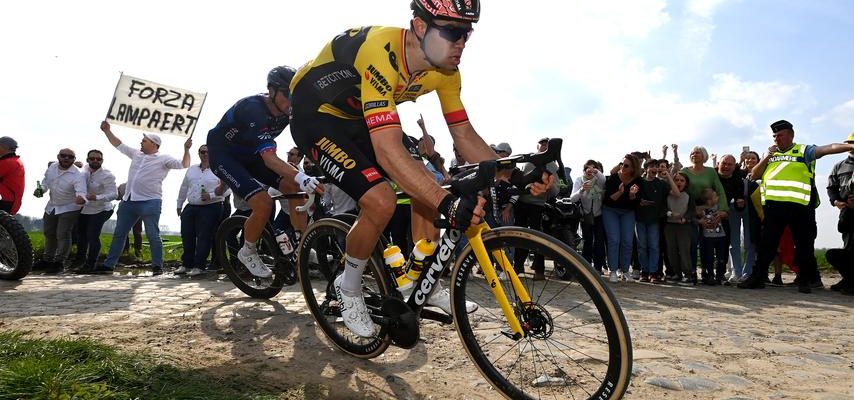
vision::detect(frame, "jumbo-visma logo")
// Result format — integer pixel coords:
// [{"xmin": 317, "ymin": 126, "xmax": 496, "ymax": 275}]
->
[{"xmin": 314, "ymin": 137, "xmax": 357, "ymax": 170}]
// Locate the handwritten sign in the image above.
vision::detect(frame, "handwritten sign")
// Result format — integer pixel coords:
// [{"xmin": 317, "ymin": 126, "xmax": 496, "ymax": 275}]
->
[{"xmin": 106, "ymin": 74, "xmax": 206, "ymax": 136}]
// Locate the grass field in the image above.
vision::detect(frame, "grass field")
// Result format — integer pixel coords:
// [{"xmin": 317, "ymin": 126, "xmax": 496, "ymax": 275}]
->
[
  {"xmin": 0, "ymin": 331, "xmax": 279, "ymax": 400},
  {"xmin": 28, "ymin": 232, "xmax": 184, "ymax": 264}
]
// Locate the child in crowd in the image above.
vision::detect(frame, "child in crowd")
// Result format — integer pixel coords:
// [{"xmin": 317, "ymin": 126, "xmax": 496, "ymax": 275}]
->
[
  {"xmin": 664, "ymin": 171, "xmax": 696, "ymax": 285},
  {"xmin": 697, "ymin": 187, "xmax": 729, "ymax": 285}
]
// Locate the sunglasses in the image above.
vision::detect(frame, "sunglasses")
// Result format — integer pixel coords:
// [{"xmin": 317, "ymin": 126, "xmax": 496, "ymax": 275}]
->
[
  {"xmin": 428, "ymin": 20, "xmax": 473, "ymax": 43},
  {"xmin": 59, "ymin": 154, "xmax": 75, "ymax": 159},
  {"xmin": 87, "ymin": 157, "xmax": 102, "ymax": 161},
  {"xmin": 621, "ymin": 163, "xmax": 631, "ymax": 168},
  {"xmin": 199, "ymin": 150, "xmax": 208, "ymax": 154}
]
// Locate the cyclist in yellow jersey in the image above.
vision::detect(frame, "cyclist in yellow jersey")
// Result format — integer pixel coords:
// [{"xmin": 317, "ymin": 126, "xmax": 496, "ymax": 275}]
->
[{"xmin": 289, "ymin": 0, "xmax": 554, "ymax": 337}]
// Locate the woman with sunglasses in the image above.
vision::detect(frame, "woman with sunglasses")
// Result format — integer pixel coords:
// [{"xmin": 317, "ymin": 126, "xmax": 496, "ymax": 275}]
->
[{"xmin": 288, "ymin": 0, "xmax": 554, "ymax": 338}]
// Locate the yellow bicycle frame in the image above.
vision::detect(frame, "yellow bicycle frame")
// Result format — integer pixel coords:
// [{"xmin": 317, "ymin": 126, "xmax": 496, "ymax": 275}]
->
[{"xmin": 464, "ymin": 223, "xmax": 532, "ymax": 339}]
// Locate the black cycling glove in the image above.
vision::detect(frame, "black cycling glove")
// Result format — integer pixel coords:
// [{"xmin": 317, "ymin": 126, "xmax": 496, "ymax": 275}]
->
[{"xmin": 438, "ymin": 194, "xmax": 478, "ymax": 230}]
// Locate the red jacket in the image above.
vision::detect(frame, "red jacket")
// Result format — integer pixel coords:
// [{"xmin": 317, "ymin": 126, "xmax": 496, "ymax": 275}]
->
[{"xmin": 0, "ymin": 153, "xmax": 25, "ymax": 214}]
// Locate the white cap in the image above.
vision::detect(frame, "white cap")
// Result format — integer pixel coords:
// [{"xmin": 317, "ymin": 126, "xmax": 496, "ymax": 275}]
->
[{"xmin": 142, "ymin": 133, "xmax": 162, "ymax": 147}]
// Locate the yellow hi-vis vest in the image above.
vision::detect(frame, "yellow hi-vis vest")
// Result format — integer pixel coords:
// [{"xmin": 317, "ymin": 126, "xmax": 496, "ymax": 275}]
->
[{"xmin": 760, "ymin": 143, "xmax": 815, "ymax": 206}]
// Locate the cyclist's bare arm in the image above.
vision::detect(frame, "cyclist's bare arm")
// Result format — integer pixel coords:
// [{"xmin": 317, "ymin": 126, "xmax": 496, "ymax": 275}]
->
[
  {"xmin": 373, "ymin": 127, "xmax": 449, "ymax": 209},
  {"xmin": 261, "ymin": 151, "xmax": 298, "ymax": 183},
  {"xmin": 449, "ymin": 123, "xmax": 555, "ymax": 195},
  {"xmin": 448, "ymin": 122, "xmax": 497, "ymax": 165}
]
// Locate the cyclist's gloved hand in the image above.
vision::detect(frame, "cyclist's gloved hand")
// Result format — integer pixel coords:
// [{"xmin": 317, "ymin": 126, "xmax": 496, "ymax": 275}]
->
[
  {"xmin": 295, "ymin": 171, "xmax": 321, "ymax": 193},
  {"xmin": 438, "ymin": 194, "xmax": 485, "ymax": 230}
]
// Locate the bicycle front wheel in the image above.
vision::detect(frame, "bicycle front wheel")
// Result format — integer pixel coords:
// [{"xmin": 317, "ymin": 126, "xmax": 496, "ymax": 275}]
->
[{"xmin": 451, "ymin": 227, "xmax": 632, "ymax": 400}]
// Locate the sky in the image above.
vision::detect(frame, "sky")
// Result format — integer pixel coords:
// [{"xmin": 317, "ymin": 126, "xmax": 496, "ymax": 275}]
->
[{"xmin": 2, "ymin": 0, "xmax": 853, "ymax": 248}]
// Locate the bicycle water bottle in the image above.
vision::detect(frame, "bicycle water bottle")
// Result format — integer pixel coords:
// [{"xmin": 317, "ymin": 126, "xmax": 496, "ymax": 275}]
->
[
  {"xmin": 384, "ymin": 244, "xmax": 410, "ymax": 290},
  {"xmin": 405, "ymin": 239, "xmax": 437, "ymax": 281},
  {"xmin": 275, "ymin": 230, "xmax": 294, "ymax": 255},
  {"xmin": 35, "ymin": 180, "xmax": 44, "ymax": 198}
]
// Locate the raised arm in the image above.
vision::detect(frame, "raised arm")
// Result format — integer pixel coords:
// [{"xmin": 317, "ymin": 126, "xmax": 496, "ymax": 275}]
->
[
  {"xmin": 815, "ymin": 142, "xmax": 854, "ymax": 159},
  {"xmin": 100, "ymin": 121, "xmax": 122, "ymax": 147},
  {"xmin": 181, "ymin": 137, "xmax": 192, "ymax": 168}
]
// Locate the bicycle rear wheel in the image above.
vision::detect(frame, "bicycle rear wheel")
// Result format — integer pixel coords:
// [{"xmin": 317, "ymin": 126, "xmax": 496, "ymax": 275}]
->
[
  {"xmin": 215, "ymin": 216, "xmax": 286, "ymax": 299},
  {"xmin": 0, "ymin": 211, "xmax": 33, "ymax": 281},
  {"xmin": 451, "ymin": 227, "xmax": 632, "ymax": 399},
  {"xmin": 297, "ymin": 217, "xmax": 392, "ymax": 359}
]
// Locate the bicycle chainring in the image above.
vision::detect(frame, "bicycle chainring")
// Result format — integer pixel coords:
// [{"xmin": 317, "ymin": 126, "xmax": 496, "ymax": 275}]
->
[{"xmin": 381, "ymin": 297, "xmax": 419, "ymax": 349}]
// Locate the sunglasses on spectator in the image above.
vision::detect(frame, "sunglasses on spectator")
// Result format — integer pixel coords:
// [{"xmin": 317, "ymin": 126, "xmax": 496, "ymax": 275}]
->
[
  {"xmin": 199, "ymin": 150, "xmax": 208, "ymax": 154},
  {"xmin": 87, "ymin": 157, "xmax": 102, "ymax": 161},
  {"xmin": 621, "ymin": 163, "xmax": 631, "ymax": 168},
  {"xmin": 58, "ymin": 154, "xmax": 75, "ymax": 159},
  {"xmin": 427, "ymin": 20, "xmax": 473, "ymax": 43}
]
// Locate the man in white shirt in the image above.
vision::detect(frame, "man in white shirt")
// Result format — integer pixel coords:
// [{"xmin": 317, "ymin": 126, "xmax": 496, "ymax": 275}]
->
[
  {"xmin": 97, "ymin": 121, "xmax": 191, "ymax": 275},
  {"xmin": 72, "ymin": 150, "xmax": 117, "ymax": 273},
  {"xmin": 35, "ymin": 148, "xmax": 87, "ymax": 273},
  {"xmin": 176, "ymin": 144, "xmax": 230, "ymax": 276}
]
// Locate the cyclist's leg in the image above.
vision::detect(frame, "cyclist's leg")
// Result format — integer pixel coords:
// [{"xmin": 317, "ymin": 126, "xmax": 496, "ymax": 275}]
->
[
  {"xmin": 291, "ymin": 113, "xmax": 391, "ymax": 337},
  {"xmin": 210, "ymin": 149, "xmax": 277, "ymax": 277}
]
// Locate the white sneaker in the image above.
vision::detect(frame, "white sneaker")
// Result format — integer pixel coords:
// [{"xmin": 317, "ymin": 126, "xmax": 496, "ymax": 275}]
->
[
  {"xmin": 427, "ymin": 285, "xmax": 478, "ymax": 314},
  {"xmin": 334, "ymin": 274, "xmax": 377, "ymax": 338},
  {"xmin": 727, "ymin": 275, "xmax": 740, "ymax": 285},
  {"xmin": 188, "ymin": 267, "xmax": 203, "ymax": 277},
  {"xmin": 609, "ymin": 271, "xmax": 618, "ymax": 283},
  {"xmin": 238, "ymin": 247, "xmax": 273, "ymax": 278},
  {"xmin": 624, "ymin": 272, "xmax": 634, "ymax": 283},
  {"xmin": 173, "ymin": 266, "xmax": 187, "ymax": 275}
]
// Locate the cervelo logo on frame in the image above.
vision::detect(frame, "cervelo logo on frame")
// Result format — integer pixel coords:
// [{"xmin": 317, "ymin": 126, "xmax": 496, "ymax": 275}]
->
[{"xmin": 414, "ymin": 228, "xmax": 461, "ymax": 305}]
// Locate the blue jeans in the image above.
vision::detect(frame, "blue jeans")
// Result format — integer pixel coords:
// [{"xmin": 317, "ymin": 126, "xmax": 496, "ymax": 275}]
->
[
  {"xmin": 728, "ymin": 207, "xmax": 754, "ymax": 277},
  {"xmin": 180, "ymin": 203, "xmax": 223, "ymax": 269},
  {"xmin": 104, "ymin": 200, "xmax": 163, "ymax": 267},
  {"xmin": 602, "ymin": 206, "xmax": 636, "ymax": 272},
  {"xmin": 75, "ymin": 210, "xmax": 114, "ymax": 267},
  {"xmin": 636, "ymin": 220, "xmax": 660, "ymax": 274}
]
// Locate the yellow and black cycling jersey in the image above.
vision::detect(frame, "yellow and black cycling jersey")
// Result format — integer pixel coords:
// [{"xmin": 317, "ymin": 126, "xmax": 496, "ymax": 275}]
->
[{"xmin": 289, "ymin": 26, "xmax": 469, "ymax": 135}]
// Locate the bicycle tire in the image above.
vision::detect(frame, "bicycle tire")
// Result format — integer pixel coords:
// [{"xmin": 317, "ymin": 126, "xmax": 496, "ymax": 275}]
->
[
  {"xmin": 0, "ymin": 211, "xmax": 33, "ymax": 281},
  {"xmin": 450, "ymin": 226, "xmax": 632, "ymax": 400},
  {"xmin": 215, "ymin": 215, "xmax": 286, "ymax": 299},
  {"xmin": 297, "ymin": 217, "xmax": 393, "ymax": 359}
]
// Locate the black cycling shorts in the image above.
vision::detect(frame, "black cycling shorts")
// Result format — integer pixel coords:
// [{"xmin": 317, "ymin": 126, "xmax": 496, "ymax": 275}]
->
[
  {"xmin": 208, "ymin": 143, "xmax": 282, "ymax": 201},
  {"xmin": 290, "ymin": 112, "xmax": 393, "ymax": 202}
]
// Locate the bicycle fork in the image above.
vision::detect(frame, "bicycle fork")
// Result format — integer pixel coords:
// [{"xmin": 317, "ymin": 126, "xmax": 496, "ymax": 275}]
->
[{"xmin": 465, "ymin": 223, "xmax": 532, "ymax": 339}]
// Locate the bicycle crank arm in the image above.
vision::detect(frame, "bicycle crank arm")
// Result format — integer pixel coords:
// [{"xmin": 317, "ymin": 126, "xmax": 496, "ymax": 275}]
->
[{"xmin": 420, "ymin": 308, "xmax": 453, "ymax": 325}]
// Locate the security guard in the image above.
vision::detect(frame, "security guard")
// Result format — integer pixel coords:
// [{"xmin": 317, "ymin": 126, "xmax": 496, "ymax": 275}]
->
[{"xmin": 739, "ymin": 120, "xmax": 854, "ymax": 293}]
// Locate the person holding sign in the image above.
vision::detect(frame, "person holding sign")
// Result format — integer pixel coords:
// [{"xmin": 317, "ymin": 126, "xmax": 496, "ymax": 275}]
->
[
  {"xmin": 96, "ymin": 121, "xmax": 191, "ymax": 275},
  {"xmin": 206, "ymin": 66, "xmax": 323, "ymax": 279}
]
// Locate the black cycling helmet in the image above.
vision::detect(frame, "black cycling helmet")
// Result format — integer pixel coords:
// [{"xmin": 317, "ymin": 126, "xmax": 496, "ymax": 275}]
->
[
  {"xmin": 411, "ymin": 0, "xmax": 480, "ymax": 23},
  {"xmin": 267, "ymin": 65, "xmax": 296, "ymax": 93}
]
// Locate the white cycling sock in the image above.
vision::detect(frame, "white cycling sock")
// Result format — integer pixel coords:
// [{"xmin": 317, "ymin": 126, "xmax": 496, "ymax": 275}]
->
[
  {"xmin": 340, "ymin": 254, "xmax": 368, "ymax": 296},
  {"xmin": 242, "ymin": 241, "xmax": 257, "ymax": 252}
]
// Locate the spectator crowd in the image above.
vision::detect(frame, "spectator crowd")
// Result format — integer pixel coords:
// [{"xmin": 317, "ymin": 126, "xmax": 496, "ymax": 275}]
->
[{"xmin": 1, "ymin": 118, "xmax": 852, "ymax": 296}]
